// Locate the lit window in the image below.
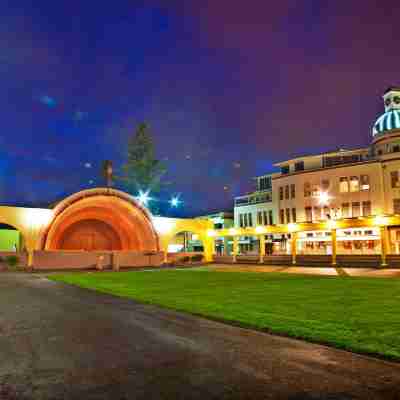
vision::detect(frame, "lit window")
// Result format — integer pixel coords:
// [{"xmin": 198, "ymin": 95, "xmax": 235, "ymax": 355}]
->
[
  {"xmin": 304, "ymin": 182, "xmax": 311, "ymax": 197},
  {"xmin": 394, "ymin": 199, "xmax": 400, "ymax": 214},
  {"xmin": 312, "ymin": 185, "xmax": 320, "ymax": 197},
  {"xmin": 339, "ymin": 177, "xmax": 349, "ymax": 193},
  {"xmin": 292, "ymin": 208, "xmax": 297, "ymax": 223},
  {"xmin": 349, "ymin": 176, "xmax": 359, "ymax": 192},
  {"xmin": 279, "ymin": 209, "xmax": 285, "ymax": 224},
  {"xmin": 342, "ymin": 203, "xmax": 350, "ymax": 218},
  {"xmin": 352, "ymin": 202, "xmax": 360, "ymax": 217},
  {"xmin": 268, "ymin": 210, "xmax": 273, "ymax": 225},
  {"xmin": 305, "ymin": 207, "xmax": 312, "ymax": 222},
  {"xmin": 362, "ymin": 201, "xmax": 371, "ymax": 216},
  {"xmin": 391, "ymin": 171, "xmax": 400, "ymax": 188},
  {"xmin": 360, "ymin": 175, "xmax": 370, "ymax": 191}
]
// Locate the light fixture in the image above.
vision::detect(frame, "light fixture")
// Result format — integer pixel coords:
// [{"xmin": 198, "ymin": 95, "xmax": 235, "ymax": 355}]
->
[
  {"xmin": 169, "ymin": 196, "xmax": 181, "ymax": 208},
  {"xmin": 137, "ymin": 190, "xmax": 151, "ymax": 206},
  {"xmin": 374, "ymin": 215, "xmax": 389, "ymax": 226},
  {"xmin": 326, "ymin": 220, "xmax": 337, "ymax": 230},
  {"xmin": 229, "ymin": 228, "xmax": 237, "ymax": 235},
  {"xmin": 318, "ymin": 191, "xmax": 331, "ymax": 206},
  {"xmin": 287, "ymin": 223, "xmax": 298, "ymax": 232},
  {"xmin": 207, "ymin": 229, "xmax": 216, "ymax": 237},
  {"xmin": 255, "ymin": 226, "xmax": 266, "ymax": 234}
]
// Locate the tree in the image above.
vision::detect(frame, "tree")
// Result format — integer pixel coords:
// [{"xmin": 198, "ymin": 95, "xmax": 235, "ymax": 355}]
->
[
  {"xmin": 101, "ymin": 160, "xmax": 113, "ymax": 187},
  {"xmin": 119, "ymin": 123, "xmax": 167, "ymax": 202}
]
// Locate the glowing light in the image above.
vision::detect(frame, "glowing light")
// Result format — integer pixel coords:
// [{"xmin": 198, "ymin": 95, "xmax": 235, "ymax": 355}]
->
[
  {"xmin": 374, "ymin": 215, "xmax": 389, "ymax": 226},
  {"xmin": 229, "ymin": 228, "xmax": 237, "ymax": 235},
  {"xmin": 318, "ymin": 191, "xmax": 331, "ymax": 206},
  {"xmin": 326, "ymin": 220, "xmax": 337, "ymax": 230},
  {"xmin": 137, "ymin": 190, "xmax": 151, "ymax": 206},
  {"xmin": 84, "ymin": 162, "xmax": 92, "ymax": 168},
  {"xmin": 255, "ymin": 226, "xmax": 266, "ymax": 234},
  {"xmin": 192, "ymin": 234, "xmax": 199, "ymax": 240},
  {"xmin": 153, "ymin": 217, "xmax": 175, "ymax": 234},
  {"xmin": 287, "ymin": 223, "xmax": 298, "ymax": 232},
  {"xmin": 207, "ymin": 229, "xmax": 216, "ymax": 237},
  {"xmin": 169, "ymin": 196, "xmax": 181, "ymax": 208},
  {"xmin": 24, "ymin": 209, "xmax": 54, "ymax": 229}
]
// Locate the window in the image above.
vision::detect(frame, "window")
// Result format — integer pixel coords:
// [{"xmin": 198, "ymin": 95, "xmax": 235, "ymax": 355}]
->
[
  {"xmin": 305, "ymin": 207, "xmax": 312, "ymax": 222},
  {"xmin": 248, "ymin": 213, "xmax": 253, "ymax": 227},
  {"xmin": 263, "ymin": 211, "xmax": 267, "ymax": 225},
  {"xmin": 281, "ymin": 165, "xmax": 289, "ymax": 174},
  {"xmin": 391, "ymin": 171, "xmax": 400, "ymax": 188},
  {"xmin": 290, "ymin": 184, "xmax": 295, "ymax": 199},
  {"xmin": 279, "ymin": 186, "xmax": 284, "ymax": 200},
  {"xmin": 360, "ymin": 175, "xmax": 370, "ymax": 191},
  {"xmin": 292, "ymin": 208, "xmax": 297, "ymax": 223},
  {"xmin": 243, "ymin": 214, "xmax": 248, "ymax": 227},
  {"xmin": 268, "ymin": 210, "xmax": 274, "ymax": 225},
  {"xmin": 285, "ymin": 185, "xmax": 289, "ymax": 199},
  {"xmin": 312, "ymin": 185, "xmax": 320, "ymax": 197},
  {"xmin": 352, "ymin": 202, "xmax": 360, "ymax": 217},
  {"xmin": 257, "ymin": 211, "xmax": 262, "ymax": 225},
  {"xmin": 259, "ymin": 176, "xmax": 272, "ymax": 191},
  {"xmin": 339, "ymin": 177, "xmax": 349, "ymax": 193},
  {"xmin": 323, "ymin": 206, "xmax": 329, "ymax": 220},
  {"xmin": 393, "ymin": 145, "xmax": 400, "ymax": 153},
  {"xmin": 239, "ymin": 214, "xmax": 244, "ymax": 228},
  {"xmin": 362, "ymin": 201, "xmax": 371, "ymax": 216},
  {"xmin": 349, "ymin": 176, "xmax": 359, "ymax": 192},
  {"xmin": 304, "ymin": 182, "xmax": 311, "ymax": 197},
  {"xmin": 342, "ymin": 203, "xmax": 350, "ymax": 218},
  {"xmin": 313, "ymin": 207, "xmax": 321, "ymax": 221},
  {"xmin": 321, "ymin": 179, "xmax": 329, "ymax": 191},
  {"xmin": 394, "ymin": 199, "xmax": 400, "ymax": 214},
  {"xmin": 279, "ymin": 209, "xmax": 285, "ymax": 224},
  {"xmin": 294, "ymin": 161, "xmax": 304, "ymax": 171},
  {"xmin": 286, "ymin": 208, "xmax": 290, "ymax": 224}
]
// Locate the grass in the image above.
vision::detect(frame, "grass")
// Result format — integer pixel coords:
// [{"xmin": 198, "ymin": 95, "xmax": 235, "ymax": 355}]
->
[{"xmin": 49, "ymin": 269, "xmax": 400, "ymax": 361}]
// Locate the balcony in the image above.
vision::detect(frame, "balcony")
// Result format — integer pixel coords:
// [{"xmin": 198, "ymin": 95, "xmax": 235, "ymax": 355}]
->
[{"xmin": 235, "ymin": 192, "xmax": 272, "ymax": 207}]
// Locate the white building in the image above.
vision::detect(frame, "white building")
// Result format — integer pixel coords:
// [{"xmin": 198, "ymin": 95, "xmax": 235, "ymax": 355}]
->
[{"xmin": 234, "ymin": 87, "xmax": 400, "ymax": 255}]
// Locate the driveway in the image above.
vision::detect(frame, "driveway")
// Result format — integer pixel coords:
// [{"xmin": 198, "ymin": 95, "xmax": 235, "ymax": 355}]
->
[{"xmin": 1, "ymin": 273, "xmax": 400, "ymax": 400}]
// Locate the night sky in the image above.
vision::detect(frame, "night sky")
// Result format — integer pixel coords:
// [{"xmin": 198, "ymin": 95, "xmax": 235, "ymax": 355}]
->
[{"xmin": 1, "ymin": 1, "xmax": 399, "ymax": 216}]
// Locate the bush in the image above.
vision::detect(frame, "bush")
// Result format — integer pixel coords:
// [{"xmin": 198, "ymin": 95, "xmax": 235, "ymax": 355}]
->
[
  {"xmin": 5, "ymin": 255, "xmax": 19, "ymax": 269},
  {"xmin": 191, "ymin": 254, "xmax": 204, "ymax": 262}
]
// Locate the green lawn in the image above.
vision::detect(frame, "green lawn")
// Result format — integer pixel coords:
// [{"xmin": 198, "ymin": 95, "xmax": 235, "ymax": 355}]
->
[{"xmin": 50, "ymin": 270, "xmax": 400, "ymax": 361}]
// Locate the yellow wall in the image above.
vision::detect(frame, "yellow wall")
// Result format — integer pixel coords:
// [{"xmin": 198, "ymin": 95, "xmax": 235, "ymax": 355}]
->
[{"xmin": 0, "ymin": 206, "xmax": 214, "ymax": 261}]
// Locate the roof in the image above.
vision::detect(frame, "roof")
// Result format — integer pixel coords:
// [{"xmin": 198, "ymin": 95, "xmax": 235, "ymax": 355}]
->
[
  {"xmin": 373, "ymin": 109, "xmax": 400, "ymax": 136},
  {"xmin": 274, "ymin": 147, "xmax": 368, "ymax": 167}
]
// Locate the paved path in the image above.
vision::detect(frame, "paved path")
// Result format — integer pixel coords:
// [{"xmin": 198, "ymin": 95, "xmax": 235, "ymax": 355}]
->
[
  {"xmin": 1, "ymin": 273, "xmax": 400, "ymax": 400},
  {"xmin": 205, "ymin": 264, "xmax": 400, "ymax": 277}
]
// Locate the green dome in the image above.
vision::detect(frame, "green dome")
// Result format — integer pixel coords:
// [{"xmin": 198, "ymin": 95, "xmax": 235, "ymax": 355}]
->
[{"xmin": 373, "ymin": 110, "xmax": 400, "ymax": 136}]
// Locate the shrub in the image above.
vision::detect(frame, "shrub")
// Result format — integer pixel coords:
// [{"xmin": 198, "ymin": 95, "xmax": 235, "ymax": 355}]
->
[
  {"xmin": 191, "ymin": 254, "xmax": 204, "ymax": 262},
  {"xmin": 5, "ymin": 255, "xmax": 19, "ymax": 269}
]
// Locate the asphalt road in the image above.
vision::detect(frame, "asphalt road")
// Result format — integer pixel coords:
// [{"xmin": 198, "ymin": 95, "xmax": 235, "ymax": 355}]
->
[{"xmin": 1, "ymin": 273, "xmax": 400, "ymax": 400}]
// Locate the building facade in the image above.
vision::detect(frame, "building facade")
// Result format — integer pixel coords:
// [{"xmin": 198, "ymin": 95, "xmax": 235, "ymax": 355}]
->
[{"xmin": 233, "ymin": 87, "xmax": 400, "ymax": 256}]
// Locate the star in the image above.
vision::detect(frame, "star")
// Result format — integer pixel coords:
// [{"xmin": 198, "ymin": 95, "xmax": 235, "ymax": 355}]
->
[{"xmin": 39, "ymin": 95, "xmax": 57, "ymax": 108}]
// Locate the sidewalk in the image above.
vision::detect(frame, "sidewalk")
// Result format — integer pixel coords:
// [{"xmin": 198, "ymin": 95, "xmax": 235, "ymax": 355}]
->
[{"xmin": 205, "ymin": 264, "xmax": 400, "ymax": 277}]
